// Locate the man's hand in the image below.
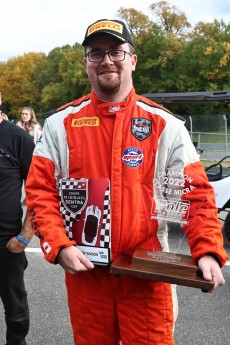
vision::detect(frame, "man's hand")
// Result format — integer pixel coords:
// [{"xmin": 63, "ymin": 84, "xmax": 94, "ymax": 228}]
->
[
  {"xmin": 57, "ymin": 246, "xmax": 94, "ymax": 274},
  {"xmin": 198, "ymin": 255, "xmax": 225, "ymax": 292},
  {"xmin": 6, "ymin": 237, "xmax": 27, "ymax": 253}
]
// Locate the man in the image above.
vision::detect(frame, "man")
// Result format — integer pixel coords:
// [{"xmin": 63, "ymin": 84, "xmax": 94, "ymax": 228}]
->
[
  {"xmin": 25, "ymin": 19, "xmax": 228, "ymax": 345},
  {"xmin": 0, "ymin": 111, "xmax": 34, "ymax": 345}
]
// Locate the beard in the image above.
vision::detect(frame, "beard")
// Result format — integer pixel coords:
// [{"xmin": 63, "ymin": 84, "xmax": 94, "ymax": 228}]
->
[{"xmin": 97, "ymin": 70, "xmax": 121, "ymax": 94}]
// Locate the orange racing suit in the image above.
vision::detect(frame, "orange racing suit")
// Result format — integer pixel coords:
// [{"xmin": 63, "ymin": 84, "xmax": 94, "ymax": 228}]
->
[{"xmin": 26, "ymin": 88, "xmax": 228, "ymax": 345}]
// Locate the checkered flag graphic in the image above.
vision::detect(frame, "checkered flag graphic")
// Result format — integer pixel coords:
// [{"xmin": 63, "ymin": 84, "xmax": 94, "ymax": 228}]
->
[
  {"xmin": 100, "ymin": 186, "xmax": 111, "ymax": 248},
  {"xmin": 59, "ymin": 179, "xmax": 83, "ymax": 239}
]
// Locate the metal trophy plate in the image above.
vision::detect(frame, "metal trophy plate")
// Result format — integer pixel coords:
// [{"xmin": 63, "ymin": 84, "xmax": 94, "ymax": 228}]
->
[
  {"xmin": 110, "ymin": 249, "xmax": 214, "ymax": 290},
  {"xmin": 110, "ymin": 165, "xmax": 214, "ymax": 291}
]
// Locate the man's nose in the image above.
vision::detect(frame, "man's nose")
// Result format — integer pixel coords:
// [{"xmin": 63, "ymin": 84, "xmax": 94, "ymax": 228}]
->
[{"xmin": 101, "ymin": 53, "xmax": 113, "ymax": 64}]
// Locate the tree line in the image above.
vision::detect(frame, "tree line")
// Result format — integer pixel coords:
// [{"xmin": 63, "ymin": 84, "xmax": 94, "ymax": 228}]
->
[{"xmin": 0, "ymin": 1, "xmax": 229, "ymax": 119}]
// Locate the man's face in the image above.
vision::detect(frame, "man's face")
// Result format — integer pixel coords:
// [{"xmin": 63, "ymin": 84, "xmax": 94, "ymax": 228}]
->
[{"xmin": 84, "ymin": 34, "xmax": 137, "ymax": 98}]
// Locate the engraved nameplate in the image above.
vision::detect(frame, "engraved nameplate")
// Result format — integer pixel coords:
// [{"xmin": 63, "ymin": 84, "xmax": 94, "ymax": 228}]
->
[
  {"xmin": 110, "ymin": 249, "xmax": 214, "ymax": 291},
  {"xmin": 147, "ymin": 251, "xmax": 183, "ymax": 263},
  {"xmin": 132, "ymin": 249, "xmax": 196, "ymax": 273}
]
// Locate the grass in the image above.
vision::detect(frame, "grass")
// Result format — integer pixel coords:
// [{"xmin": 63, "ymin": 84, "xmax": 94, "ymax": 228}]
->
[{"xmin": 201, "ymin": 160, "xmax": 230, "ymax": 168}]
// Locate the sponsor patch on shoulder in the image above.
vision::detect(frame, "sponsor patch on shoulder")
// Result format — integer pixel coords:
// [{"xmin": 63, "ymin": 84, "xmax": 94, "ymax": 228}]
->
[
  {"xmin": 131, "ymin": 118, "xmax": 152, "ymax": 141},
  {"xmin": 71, "ymin": 117, "xmax": 99, "ymax": 127},
  {"xmin": 122, "ymin": 147, "xmax": 144, "ymax": 168}
]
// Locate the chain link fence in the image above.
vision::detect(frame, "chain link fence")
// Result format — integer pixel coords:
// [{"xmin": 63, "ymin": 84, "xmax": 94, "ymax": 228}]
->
[
  {"xmin": 10, "ymin": 113, "xmax": 230, "ymax": 162},
  {"xmin": 183, "ymin": 114, "xmax": 230, "ymax": 161}
]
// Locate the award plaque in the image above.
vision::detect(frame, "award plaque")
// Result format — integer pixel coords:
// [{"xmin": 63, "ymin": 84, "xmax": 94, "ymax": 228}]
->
[
  {"xmin": 110, "ymin": 249, "xmax": 214, "ymax": 291},
  {"xmin": 110, "ymin": 165, "xmax": 214, "ymax": 291},
  {"xmin": 59, "ymin": 178, "xmax": 111, "ymax": 266}
]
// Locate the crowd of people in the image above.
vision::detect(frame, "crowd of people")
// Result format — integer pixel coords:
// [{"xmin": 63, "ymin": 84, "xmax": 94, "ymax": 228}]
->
[{"xmin": 0, "ymin": 18, "xmax": 229, "ymax": 345}]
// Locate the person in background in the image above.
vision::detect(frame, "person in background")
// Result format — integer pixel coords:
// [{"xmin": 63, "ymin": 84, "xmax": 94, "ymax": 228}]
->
[
  {"xmin": 25, "ymin": 19, "xmax": 228, "ymax": 345},
  {"xmin": 16, "ymin": 107, "xmax": 42, "ymax": 144},
  {"xmin": 1, "ymin": 113, "xmax": 9, "ymax": 120},
  {"xmin": 0, "ymin": 111, "xmax": 35, "ymax": 345},
  {"xmin": 0, "ymin": 92, "xmax": 2, "ymax": 114},
  {"xmin": 0, "ymin": 93, "xmax": 9, "ymax": 120}
]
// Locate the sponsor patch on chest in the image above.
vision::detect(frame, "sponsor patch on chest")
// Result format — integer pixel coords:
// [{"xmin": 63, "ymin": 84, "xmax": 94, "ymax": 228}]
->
[
  {"xmin": 122, "ymin": 147, "xmax": 144, "ymax": 168},
  {"xmin": 131, "ymin": 118, "xmax": 152, "ymax": 141},
  {"xmin": 71, "ymin": 117, "xmax": 99, "ymax": 127}
]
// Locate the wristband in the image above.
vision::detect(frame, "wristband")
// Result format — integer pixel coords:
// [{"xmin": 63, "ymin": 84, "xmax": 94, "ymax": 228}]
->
[{"xmin": 16, "ymin": 234, "xmax": 30, "ymax": 245}]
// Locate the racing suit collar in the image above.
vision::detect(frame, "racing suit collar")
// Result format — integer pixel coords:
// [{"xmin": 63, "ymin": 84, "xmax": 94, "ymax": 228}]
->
[{"xmin": 91, "ymin": 88, "xmax": 137, "ymax": 116}]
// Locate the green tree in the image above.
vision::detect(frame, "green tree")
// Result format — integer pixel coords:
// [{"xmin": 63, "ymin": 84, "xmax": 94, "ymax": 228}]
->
[
  {"xmin": 0, "ymin": 1, "xmax": 229, "ymax": 119},
  {"xmin": 33, "ymin": 45, "xmax": 72, "ymax": 113},
  {"xmin": 0, "ymin": 53, "xmax": 46, "ymax": 117},
  {"xmin": 190, "ymin": 20, "xmax": 230, "ymax": 88},
  {"xmin": 117, "ymin": 7, "xmax": 159, "ymax": 47},
  {"xmin": 117, "ymin": 6, "xmax": 167, "ymax": 93},
  {"xmin": 34, "ymin": 44, "xmax": 89, "ymax": 113},
  {"xmin": 149, "ymin": 1, "xmax": 191, "ymax": 38}
]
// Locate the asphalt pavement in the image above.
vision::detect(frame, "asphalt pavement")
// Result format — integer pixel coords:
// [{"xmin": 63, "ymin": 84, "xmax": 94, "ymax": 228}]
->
[{"xmin": 0, "ymin": 213, "xmax": 229, "ymax": 344}]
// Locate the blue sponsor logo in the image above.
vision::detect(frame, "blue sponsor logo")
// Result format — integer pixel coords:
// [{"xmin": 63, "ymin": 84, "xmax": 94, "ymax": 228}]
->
[{"xmin": 122, "ymin": 147, "xmax": 144, "ymax": 168}]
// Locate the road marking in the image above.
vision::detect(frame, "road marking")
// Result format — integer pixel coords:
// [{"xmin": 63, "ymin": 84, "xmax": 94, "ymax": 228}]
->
[
  {"xmin": 24, "ymin": 248, "xmax": 230, "ymax": 267},
  {"xmin": 25, "ymin": 247, "xmax": 42, "ymax": 253}
]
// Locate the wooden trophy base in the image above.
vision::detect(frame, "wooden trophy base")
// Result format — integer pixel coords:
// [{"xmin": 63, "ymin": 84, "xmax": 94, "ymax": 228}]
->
[{"xmin": 110, "ymin": 249, "xmax": 214, "ymax": 291}]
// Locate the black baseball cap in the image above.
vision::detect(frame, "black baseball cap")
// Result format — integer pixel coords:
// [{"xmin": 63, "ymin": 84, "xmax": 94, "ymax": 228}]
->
[{"xmin": 82, "ymin": 19, "xmax": 134, "ymax": 47}]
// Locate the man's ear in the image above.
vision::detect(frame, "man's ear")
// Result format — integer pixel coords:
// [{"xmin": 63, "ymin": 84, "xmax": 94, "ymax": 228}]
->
[{"xmin": 132, "ymin": 54, "xmax": 137, "ymax": 71}]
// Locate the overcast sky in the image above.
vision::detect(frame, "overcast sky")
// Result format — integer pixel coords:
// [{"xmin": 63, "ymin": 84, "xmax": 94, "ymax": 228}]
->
[{"xmin": 1, "ymin": 0, "xmax": 229, "ymax": 62}]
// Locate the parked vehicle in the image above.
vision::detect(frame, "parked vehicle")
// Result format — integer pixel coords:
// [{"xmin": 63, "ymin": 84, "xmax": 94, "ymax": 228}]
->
[
  {"xmin": 143, "ymin": 90, "xmax": 230, "ymax": 241},
  {"xmin": 205, "ymin": 156, "xmax": 230, "ymax": 241}
]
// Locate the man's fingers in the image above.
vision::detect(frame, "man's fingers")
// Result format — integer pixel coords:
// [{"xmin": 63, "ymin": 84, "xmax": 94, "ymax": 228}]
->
[
  {"xmin": 74, "ymin": 247, "xmax": 94, "ymax": 269},
  {"xmin": 58, "ymin": 246, "xmax": 94, "ymax": 273},
  {"xmin": 202, "ymin": 269, "xmax": 213, "ymax": 281}
]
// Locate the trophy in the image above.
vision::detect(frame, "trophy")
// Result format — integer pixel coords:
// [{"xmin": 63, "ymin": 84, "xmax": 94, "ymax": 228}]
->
[{"xmin": 110, "ymin": 166, "xmax": 214, "ymax": 291}]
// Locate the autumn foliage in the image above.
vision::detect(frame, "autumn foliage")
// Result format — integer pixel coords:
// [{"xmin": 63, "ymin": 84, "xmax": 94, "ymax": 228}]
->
[{"xmin": 0, "ymin": 1, "xmax": 229, "ymax": 119}]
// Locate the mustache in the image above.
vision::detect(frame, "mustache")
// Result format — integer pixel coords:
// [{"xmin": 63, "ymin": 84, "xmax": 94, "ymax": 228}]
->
[{"xmin": 98, "ymin": 68, "xmax": 119, "ymax": 74}]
